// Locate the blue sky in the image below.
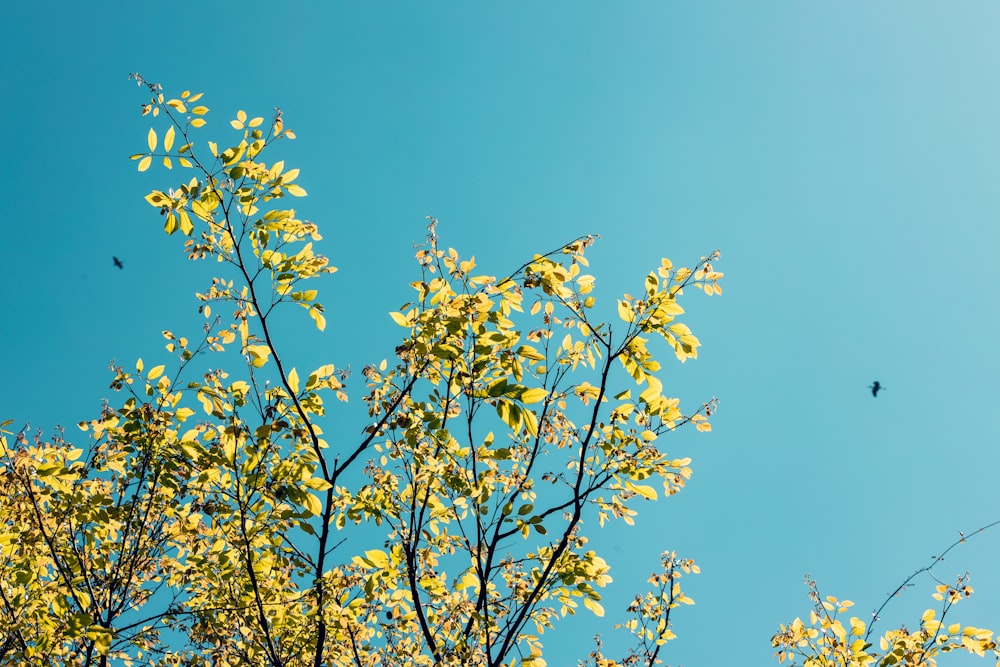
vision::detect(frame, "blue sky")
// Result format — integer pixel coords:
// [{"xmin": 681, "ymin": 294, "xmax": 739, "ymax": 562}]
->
[{"xmin": 2, "ymin": 2, "xmax": 1000, "ymax": 664}]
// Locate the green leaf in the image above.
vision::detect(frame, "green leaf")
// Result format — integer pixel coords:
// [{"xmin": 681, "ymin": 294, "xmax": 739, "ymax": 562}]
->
[
  {"xmin": 86, "ymin": 625, "xmax": 113, "ymax": 656},
  {"xmin": 497, "ymin": 400, "xmax": 521, "ymax": 432}
]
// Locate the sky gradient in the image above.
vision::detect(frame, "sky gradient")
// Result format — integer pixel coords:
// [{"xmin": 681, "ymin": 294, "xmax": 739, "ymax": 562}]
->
[{"xmin": 2, "ymin": 3, "xmax": 999, "ymax": 664}]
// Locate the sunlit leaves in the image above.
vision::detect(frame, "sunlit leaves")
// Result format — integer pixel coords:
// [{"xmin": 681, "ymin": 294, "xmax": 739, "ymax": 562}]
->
[
  {"xmin": 0, "ymin": 80, "xmax": 740, "ymax": 667},
  {"xmin": 772, "ymin": 576, "xmax": 1000, "ymax": 667},
  {"xmin": 245, "ymin": 344, "xmax": 271, "ymax": 368},
  {"xmin": 520, "ymin": 387, "xmax": 548, "ymax": 404},
  {"xmin": 231, "ymin": 109, "xmax": 247, "ymax": 130},
  {"xmin": 309, "ymin": 304, "xmax": 327, "ymax": 331}
]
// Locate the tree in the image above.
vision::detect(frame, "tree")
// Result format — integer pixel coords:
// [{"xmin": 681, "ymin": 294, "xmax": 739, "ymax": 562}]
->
[
  {"xmin": 0, "ymin": 77, "xmax": 995, "ymax": 667},
  {"xmin": 0, "ymin": 76, "xmax": 718, "ymax": 667}
]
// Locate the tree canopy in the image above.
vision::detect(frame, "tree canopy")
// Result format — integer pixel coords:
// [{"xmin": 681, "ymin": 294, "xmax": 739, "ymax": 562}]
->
[{"xmin": 0, "ymin": 78, "xmax": 996, "ymax": 667}]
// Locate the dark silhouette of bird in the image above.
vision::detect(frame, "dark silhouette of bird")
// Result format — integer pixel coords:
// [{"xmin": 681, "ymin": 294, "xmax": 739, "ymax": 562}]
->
[
  {"xmin": 869, "ymin": 381, "xmax": 883, "ymax": 397},
  {"xmin": 113, "ymin": 257, "xmax": 124, "ymax": 269}
]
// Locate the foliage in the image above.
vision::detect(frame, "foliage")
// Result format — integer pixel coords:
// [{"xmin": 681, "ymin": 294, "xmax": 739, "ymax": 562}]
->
[
  {"xmin": 773, "ymin": 526, "xmax": 1000, "ymax": 667},
  {"xmin": 0, "ymin": 77, "xmax": 722, "ymax": 667},
  {"xmin": 1, "ymin": 77, "xmax": 996, "ymax": 667}
]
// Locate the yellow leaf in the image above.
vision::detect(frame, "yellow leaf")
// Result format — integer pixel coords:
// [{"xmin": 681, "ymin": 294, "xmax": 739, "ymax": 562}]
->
[
  {"xmin": 144, "ymin": 190, "xmax": 169, "ymax": 206},
  {"xmin": 191, "ymin": 105, "xmax": 209, "ymax": 115},
  {"xmin": 522, "ymin": 408, "xmax": 539, "ymax": 436},
  {"xmin": 288, "ymin": 368, "xmax": 299, "ymax": 394},
  {"xmin": 583, "ymin": 597, "xmax": 605, "ymax": 617},
  {"xmin": 285, "ymin": 184, "xmax": 307, "ymax": 197},
  {"xmin": 389, "ymin": 311, "xmax": 412, "ymax": 327},
  {"xmin": 147, "ymin": 365, "xmax": 165, "ymax": 380},
  {"xmin": 617, "ymin": 299, "xmax": 635, "ymax": 323},
  {"xmin": 630, "ymin": 484, "xmax": 657, "ymax": 500},
  {"xmin": 364, "ymin": 549, "xmax": 389, "ymax": 569},
  {"xmin": 138, "ymin": 156, "xmax": 152, "ymax": 172},
  {"xmin": 520, "ymin": 387, "xmax": 548, "ymax": 404},
  {"xmin": 310, "ymin": 306, "xmax": 326, "ymax": 331},
  {"xmin": 147, "ymin": 127, "xmax": 157, "ymax": 152},
  {"xmin": 457, "ymin": 570, "xmax": 479, "ymax": 590},
  {"xmin": 178, "ymin": 210, "xmax": 194, "ymax": 235},
  {"xmin": 303, "ymin": 492, "xmax": 321, "ymax": 516},
  {"xmin": 248, "ymin": 116, "xmax": 264, "ymax": 128},
  {"xmin": 190, "ymin": 118, "xmax": 206, "ymax": 128},
  {"xmin": 282, "ymin": 168, "xmax": 300, "ymax": 183},
  {"xmin": 246, "ymin": 344, "xmax": 271, "ymax": 368},
  {"xmin": 164, "ymin": 125, "xmax": 175, "ymax": 152},
  {"xmin": 302, "ymin": 476, "xmax": 332, "ymax": 491}
]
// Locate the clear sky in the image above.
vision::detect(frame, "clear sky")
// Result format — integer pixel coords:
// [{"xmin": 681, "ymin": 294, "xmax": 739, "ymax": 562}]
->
[{"xmin": 2, "ymin": 2, "xmax": 999, "ymax": 665}]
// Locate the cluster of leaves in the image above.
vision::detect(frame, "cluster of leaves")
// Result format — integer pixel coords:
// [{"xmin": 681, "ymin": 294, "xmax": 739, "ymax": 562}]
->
[
  {"xmin": 6, "ymin": 77, "xmax": 993, "ymax": 667},
  {"xmin": 0, "ymin": 78, "xmax": 724, "ymax": 667},
  {"xmin": 773, "ymin": 558, "xmax": 1000, "ymax": 666}
]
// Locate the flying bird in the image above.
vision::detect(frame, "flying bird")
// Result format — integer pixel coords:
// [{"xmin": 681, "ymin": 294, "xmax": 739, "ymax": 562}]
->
[
  {"xmin": 113, "ymin": 257, "xmax": 123, "ymax": 269},
  {"xmin": 869, "ymin": 381, "xmax": 883, "ymax": 397}
]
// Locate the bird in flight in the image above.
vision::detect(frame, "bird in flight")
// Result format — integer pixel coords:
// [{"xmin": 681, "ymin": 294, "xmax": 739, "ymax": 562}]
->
[
  {"xmin": 113, "ymin": 257, "xmax": 124, "ymax": 269},
  {"xmin": 869, "ymin": 381, "xmax": 884, "ymax": 397}
]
